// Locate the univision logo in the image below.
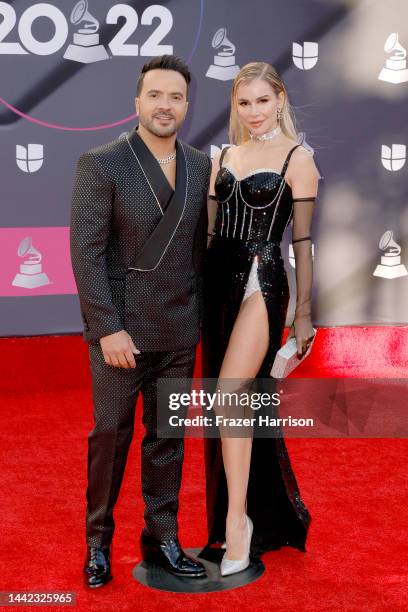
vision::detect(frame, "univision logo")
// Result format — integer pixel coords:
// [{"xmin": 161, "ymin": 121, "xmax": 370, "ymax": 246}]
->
[
  {"xmin": 381, "ymin": 144, "xmax": 406, "ymax": 171},
  {"xmin": 16, "ymin": 144, "xmax": 44, "ymax": 173},
  {"xmin": 292, "ymin": 42, "xmax": 319, "ymax": 70}
]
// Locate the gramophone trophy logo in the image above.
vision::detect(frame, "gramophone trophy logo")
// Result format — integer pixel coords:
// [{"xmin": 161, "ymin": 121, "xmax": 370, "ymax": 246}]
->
[
  {"xmin": 373, "ymin": 231, "xmax": 408, "ymax": 279},
  {"xmin": 63, "ymin": 0, "xmax": 109, "ymax": 63},
  {"xmin": 12, "ymin": 237, "xmax": 51, "ymax": 289},
  {"xmin": 378, "ymin": 33, "xmax": 408, "ymax": 84},
  {"xmin": 206, "ymin": 28, "xmax": 240, "ymax": 81}
]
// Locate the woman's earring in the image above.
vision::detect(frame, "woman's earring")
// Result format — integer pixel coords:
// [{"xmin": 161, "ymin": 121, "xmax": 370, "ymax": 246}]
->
[{"xmin": 277, "ymin": 107, "xmax": 282, "ymax": 125}]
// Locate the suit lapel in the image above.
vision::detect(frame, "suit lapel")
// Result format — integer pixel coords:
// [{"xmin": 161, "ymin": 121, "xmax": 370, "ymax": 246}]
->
[
  {"xmin": 126, "ymin": 127, "xmax": 188, "ymax": 271},
  {"xmin": 126, "ymin": 126, "xmax": 174, "ymax": 213}
]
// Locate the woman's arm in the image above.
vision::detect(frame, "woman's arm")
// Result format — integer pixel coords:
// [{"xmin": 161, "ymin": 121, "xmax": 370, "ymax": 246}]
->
[{"xmin": 287, "ymin": 147, "xmax": 319, "ymax": 355}]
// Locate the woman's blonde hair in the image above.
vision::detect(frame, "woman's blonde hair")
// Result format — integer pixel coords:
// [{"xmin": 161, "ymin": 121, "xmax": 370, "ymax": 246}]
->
[{"xmin": 229, "ymin": 62, "xmax": 297, "ymax": 145}]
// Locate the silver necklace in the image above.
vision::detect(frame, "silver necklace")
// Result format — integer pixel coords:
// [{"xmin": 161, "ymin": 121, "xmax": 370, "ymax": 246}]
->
[
  {"xmin": 156, "ymin": 151, "xmax": 176, "ymax": 165},
  {"xmin": 250, "ymin": 125, "xmax": 281, "ymax": 141}
]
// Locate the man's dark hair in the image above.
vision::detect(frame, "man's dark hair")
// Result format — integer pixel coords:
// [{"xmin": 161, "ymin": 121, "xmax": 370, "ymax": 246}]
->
[{"xmin": 136, "ymin": 55, "xmax": 191, "ymax": 96}]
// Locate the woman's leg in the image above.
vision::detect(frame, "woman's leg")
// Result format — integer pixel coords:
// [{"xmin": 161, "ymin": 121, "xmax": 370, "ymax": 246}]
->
[{"xmin": 217, "ymin": 287, "xmax": 269, "ymax": 560}]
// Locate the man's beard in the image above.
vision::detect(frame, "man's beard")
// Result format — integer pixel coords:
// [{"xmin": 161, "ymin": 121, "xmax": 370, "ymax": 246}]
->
[{"xmin": 139, "ymin": 113, "xmax": 181, "ymax": 138}]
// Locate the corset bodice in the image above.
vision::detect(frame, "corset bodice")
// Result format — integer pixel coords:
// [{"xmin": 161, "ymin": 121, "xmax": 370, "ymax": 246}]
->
[{"xmin": 213, "ymin": 165, "xmax": 294, "ymax": 243}]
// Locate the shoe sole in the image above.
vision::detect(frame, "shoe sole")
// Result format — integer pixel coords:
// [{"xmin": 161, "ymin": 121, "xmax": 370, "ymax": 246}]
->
[
  {"xmin": 85, "ymin": 575, "xmax": 113, "ymax": 588},
  {"xmin": 145, "ymin": 563, "xmax": 206, "ymax": 578},
  {"xmin": 142, "ymin": 548, "xmax": 206, "ymax": 578}
]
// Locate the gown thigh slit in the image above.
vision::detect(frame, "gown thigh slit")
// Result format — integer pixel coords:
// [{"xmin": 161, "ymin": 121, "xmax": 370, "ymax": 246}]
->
[
  {"xmin": 202, "ymin": 144, "xmax": 311, "ymax": 557},
  {"xmin": 242, "ymin": 255, "xmax": 261, "ymax": 303}
]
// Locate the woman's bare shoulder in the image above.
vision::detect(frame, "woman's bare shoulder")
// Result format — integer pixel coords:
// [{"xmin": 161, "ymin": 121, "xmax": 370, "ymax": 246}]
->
[
  {"xmin": 289, "ymin": 145, "xmax": 319, "ymax": 183},
  {"xmin": 211, "ymin": 148, "xmax": 223, "ymax": 167},
  {"xmin": 219, "ymin": 143, "xmax": 238, "ymax": 164},
  {"xmin": 291, "ymin": 144, "xmax": 315, "ymax": 166}
]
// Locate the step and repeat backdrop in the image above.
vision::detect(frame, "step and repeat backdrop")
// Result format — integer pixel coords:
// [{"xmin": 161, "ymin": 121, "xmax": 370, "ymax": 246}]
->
[{"xmin": 0, "ymin": 0, "xmax": 407, "ymax": 336}]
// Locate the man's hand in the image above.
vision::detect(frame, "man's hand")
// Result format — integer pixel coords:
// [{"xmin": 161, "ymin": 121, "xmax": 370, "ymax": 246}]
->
[{"xmin": 100, "ymin": 330, "xmax": 140, "ymax": 368}]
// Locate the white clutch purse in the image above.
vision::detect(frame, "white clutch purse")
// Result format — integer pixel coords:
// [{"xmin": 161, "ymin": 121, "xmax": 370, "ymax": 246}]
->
[{"xmin": 270, "ymin": 329, "xmax": 316, "ymax": 379}]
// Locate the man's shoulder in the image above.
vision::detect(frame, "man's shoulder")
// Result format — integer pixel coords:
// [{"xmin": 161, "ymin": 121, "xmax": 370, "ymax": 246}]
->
[
  {"xmin": 180, "ymin": 141, "xmax": 210, "ymax": 167},
  {"xmin": 81, "ymin": 134, "xmax": 129, "ymax": 163},
  {"xmin": 75, "ymin": 134, "xmax": 132, "ymax": 179}
]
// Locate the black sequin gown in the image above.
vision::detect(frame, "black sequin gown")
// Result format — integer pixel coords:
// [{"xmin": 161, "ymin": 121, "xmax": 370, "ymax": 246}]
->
[{"xmin": 202, "ymin": 144, "xmax": 311, "ymax": 556}]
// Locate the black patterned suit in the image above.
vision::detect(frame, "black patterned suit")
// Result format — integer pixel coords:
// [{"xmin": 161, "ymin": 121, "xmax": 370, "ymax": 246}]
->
[{"xmin": 70, "ymin": 127, "xmax": 211, "ymax": 547}]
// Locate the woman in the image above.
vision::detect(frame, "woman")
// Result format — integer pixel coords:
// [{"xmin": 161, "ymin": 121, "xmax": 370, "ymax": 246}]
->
[{"xmin": 202, "ymin": 62, "xmax": 319, "ymax": 576}]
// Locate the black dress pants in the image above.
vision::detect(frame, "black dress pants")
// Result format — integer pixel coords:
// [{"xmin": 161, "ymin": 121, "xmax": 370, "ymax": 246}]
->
[{"xmin": 85, "ymin": 343, "xmax": 196, "ymax": 548}]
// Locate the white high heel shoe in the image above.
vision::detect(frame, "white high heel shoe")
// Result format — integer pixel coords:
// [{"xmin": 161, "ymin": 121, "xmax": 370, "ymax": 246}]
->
[
  {"xmin": 221, "ymin": 502, "xmax": 248, "ymax": 549},
  {"xmin": 220, "ymin": 515, "xmax": 253, "ymax": 577}
]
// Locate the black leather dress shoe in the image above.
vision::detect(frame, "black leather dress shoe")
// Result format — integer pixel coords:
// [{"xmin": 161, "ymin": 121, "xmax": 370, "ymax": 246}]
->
[
  {"xmin": 84, "ymin": 546, "xmax": 112, "ymax": 588},
  {"xmin": 140, "ymin": 529, "xmax": 206, "ymax": 578}
]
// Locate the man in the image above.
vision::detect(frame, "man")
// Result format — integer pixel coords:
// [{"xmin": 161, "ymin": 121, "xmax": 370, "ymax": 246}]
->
[{"xmin": 70, "ymin": 55, "xmax": 211, "ymax": 587}]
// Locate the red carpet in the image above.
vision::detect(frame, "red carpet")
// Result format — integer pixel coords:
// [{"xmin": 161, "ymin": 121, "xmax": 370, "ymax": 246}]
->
[{"xmin": 0, "ymin": 329, "xmax": 407, "ymax": 611}]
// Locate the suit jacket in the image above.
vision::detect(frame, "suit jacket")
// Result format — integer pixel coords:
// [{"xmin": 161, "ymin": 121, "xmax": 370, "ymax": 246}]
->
[{"xmin": 70, "ymin": 127, "xmax": 211, "ymax": 351}]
